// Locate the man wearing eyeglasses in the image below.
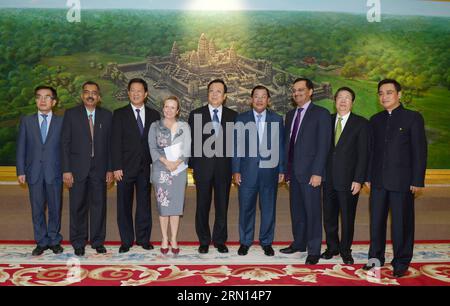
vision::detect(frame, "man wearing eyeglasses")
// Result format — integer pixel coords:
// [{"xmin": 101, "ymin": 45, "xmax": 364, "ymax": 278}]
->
[
  {"xmin": 281, "ymin": 78, "xmax": 331, "ymax": 265},
  {"xmin": 16, "ymin": 86, "xmax": 64, "ymax": 256},
  {"xmin": 61, "ymin": 81, "xmax": 113, "ymax": 256}
]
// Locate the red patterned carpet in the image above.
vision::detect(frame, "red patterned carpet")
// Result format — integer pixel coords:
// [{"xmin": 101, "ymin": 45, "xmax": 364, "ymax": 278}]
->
[{"xmin": 0, "ymin": 241, "xmax": 449, "ymax": 286}]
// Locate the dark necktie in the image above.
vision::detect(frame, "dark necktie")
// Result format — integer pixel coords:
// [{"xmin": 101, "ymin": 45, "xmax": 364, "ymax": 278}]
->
[
  {"xmin": 136, "ymin": 109, "xmax": 144, "ymax": 136},
  {"xmin": 286, "ymin": 108, "xmax": 304, "ymax": 181},
  {"xmin": 212, "ymin": 109, "xmax": 220, "ymax": 136}
]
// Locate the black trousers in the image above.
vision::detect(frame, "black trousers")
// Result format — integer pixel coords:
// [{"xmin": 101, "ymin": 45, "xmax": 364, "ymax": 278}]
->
[
  {"xmin": 69, "ymin": 159, "xmax": 107, "ymax": 249},
  {"xmin": 195, "ymin": 170, "xmax": 232, "ymax": 246},
  {"xmin": 368, "ymin": 187, "xmax": 415, "ymax": 271},
  {"xmin": 116, "ymin": 169, "xmax": 152, "ymax": 247},
  {"xmin": 323, "ymin": 185, "xmax": 359, "ymax": 256}
]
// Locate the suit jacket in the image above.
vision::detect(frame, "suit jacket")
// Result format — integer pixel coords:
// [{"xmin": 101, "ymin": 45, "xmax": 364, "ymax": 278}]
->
[
  {"xmin": 284, "ymin": 103, "xmax": 331, "ymax": 183},
  {"xmin": 367, "ymin": 104, "xmax": 427, "ymax": 192},
  {"xmin": 232, "ymin": 109, "xmax": 285, "ymax": 188},
  {"xmin": 188, "ymin": 104, "xmax": 238, "ymax": 182},
  {"xmin": 61, "ymin": 104, "xmax": 112, "ymax": 181},
  {"xmin": 16, "ymin": 113, "xmax": 63, "ymax": 185},
  {"xmin": 325, "ymin": 112, "xmax": 368, "ymax": 191},
  {"xmin": 111, "ymin": 104, "xmax": 161, "ymax": 180}
]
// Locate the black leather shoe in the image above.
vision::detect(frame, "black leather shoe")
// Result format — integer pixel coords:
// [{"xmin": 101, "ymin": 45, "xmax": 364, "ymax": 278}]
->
[
  {"xmin": 74, "ymin": 247, "xmax": 85, "ymax": 257},
  {"xmin": 119, "ymin": 245, "xmax": 130, "ymax": 253},
  {"xmin": 137, "ymin": 242, "xmax": 154, "ymax": 250},
  {"xmin": 94, "ymin": 245, "xmax": 107, "ymax": 254},
  {"xmin": 262, "ymin": 245, "xmax": 275, "ymax": 257},
  {"xmin": 362, "ymin": 263, "xmax": 375, "ymax": 271},
  {"xmin": 32, "ymin": 245, "xmax": 48, "ymax": 256},
  {"xmin": 141, "ymin": 243, "xmax": 154, "ymax": 250},
  {"xmin": 198, "ymin": 245, "xmax": 209, "ymax": 254},
  {"xmin": 320, "ymin": 249, "xmax": 339, "ymax": 259},
  {"xmin": 393, "ymin": 268, "xmax": 408, "ymax": 278},
  {"xmin": 341, "ymin": 254, "xmax": 354, "ymax": 265},
  {"xmin": 49, "ymin": 244, "xmax": 64, "ymax": 255},
  {"xmin": 215, "ymin": 244, "xmax": 229, "ymax": 253},
  {"xmin": 305, "ymin": 255, "xmax": 320, "ymax": 265},
  {"xmin": 237, "ymin": 244, "xmax": 249, "ymax": 256},
  {"xmin": 279, "ymin": 245, "xmax": 303, "ymax": 254}
]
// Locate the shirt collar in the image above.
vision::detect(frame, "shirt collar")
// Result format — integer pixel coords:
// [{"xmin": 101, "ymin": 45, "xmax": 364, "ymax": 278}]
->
[
  {"xmin": 336, "ymin": 112, "xmax": 351, "ymax": 121},
  {"xmin": 386, "ymin": 103, "xmax": 403, "ymax": 115},
  {"xmin": 131, "ymin": 104, "xmax": 145, "ymax": 112},
  {"xmin": 297, "ymin": 100, "xmax": 311, "ymax": 112},
  {"xmin": 253, "ymin": 109, "xmax": 267, "ymax": 119},
  {"xmin": 85, "ymin": 107, "xmax": 95, "ymax": 116},
  {"xmin": 38, "ymin": 111, "xmax": 52, "ymax": 119},
  {"xmin": 208, "ymin": 104, "xmax": 223, "ymax": 113}
]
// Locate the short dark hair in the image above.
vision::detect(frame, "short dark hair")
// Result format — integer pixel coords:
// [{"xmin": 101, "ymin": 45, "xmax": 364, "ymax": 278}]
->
[
  {"xmin": 34, "ymin": 85, "xmax": 57, "ymax": 100},
  {"xmin": 128, "ymin": 78, "xmax": 148, "ymax": 92},
  {"xmin": 207, "ymin": 79, "xmax": 227, "ymax": 94},
  {"xmin": 251, "ymin": 85, "xmax": 271, "ymax": 98},
  {"xmin": 334, "ymin": 87, "xmax": 356, "ymax": 102},
  {"xmin": 378, "ymin": 79, "xmax": 401, "ymax": 92},
  {"xmin": 82, "ymin": 81, "xmax": 101, "ymax": 94},
  {"xmin": 293, "ymin": 77, "xmax": 314, "ymax": 90}
]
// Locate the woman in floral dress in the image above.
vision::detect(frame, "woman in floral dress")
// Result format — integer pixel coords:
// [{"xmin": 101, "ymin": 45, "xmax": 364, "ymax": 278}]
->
[{"xmin": 148, "ymin": 96, "xmax": 191, "ymax": 255}]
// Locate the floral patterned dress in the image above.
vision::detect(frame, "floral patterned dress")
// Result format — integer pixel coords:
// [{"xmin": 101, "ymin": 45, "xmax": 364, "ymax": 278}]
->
[{"xmin": 148, "ymin": 119, "xmax": 191, "ymax": 216}]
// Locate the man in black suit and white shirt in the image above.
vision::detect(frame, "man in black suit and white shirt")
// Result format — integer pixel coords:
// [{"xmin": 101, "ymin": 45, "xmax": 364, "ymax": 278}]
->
[
  {"xmin": 61, "ymin": 81, "xmax": 113, "ymax": 256},
  {"xmin": 188, "ymin": 79, "xmax": 238, "ymax": 254},
  {"xmin": 321, "ymin": 87, "xmax": 368, "ymax": 265},
  {"xmin": 112, "ymin": 78, "xmax": 161, "ymax": 253}
]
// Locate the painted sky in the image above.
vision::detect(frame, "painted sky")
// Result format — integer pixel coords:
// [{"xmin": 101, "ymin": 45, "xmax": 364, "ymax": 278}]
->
[{"xmin": 0, "ymin": 0, "xmax": 449, "ymax": 17}]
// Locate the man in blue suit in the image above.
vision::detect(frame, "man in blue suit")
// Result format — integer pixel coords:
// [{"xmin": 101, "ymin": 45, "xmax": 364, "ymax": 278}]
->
[
  {"xmin": 232, "ymin": 85, "xmax": 285, "ymax": 256},
  {"xmin": 281, "ymin": 78, "xmax": 332, "ymax": 265},
  {"xmin": 16, "ymin": 85, "xmax": 64, "ymax": 256}
]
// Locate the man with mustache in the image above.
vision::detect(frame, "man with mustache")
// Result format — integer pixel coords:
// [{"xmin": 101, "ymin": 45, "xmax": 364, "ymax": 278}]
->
[
  {"xmin": 281, "ymin": 78, "xmax": 331, "ymax": 265},
  {"xmin": 61, "ymin": 81, "xmax": 113, "ymax": 256}
]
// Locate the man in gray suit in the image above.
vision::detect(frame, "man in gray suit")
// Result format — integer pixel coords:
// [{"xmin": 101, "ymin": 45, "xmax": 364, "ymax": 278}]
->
[{"xmin": 16, "ymin": 85, "xmax": 64, "ymax": 256}]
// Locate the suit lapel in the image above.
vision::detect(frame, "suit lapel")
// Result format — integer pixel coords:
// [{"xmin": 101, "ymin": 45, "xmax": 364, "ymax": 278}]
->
[
  {"xmin": 127, "ymin": 104, "xmax": 142, "ymax": 137},
  {"xmin": 78, "ymin": 105, "xmax": 92, "ymax": 141},
  {"xmin": 144, "ymin": 106, "xmax": 152, "ymax": 135},
  {"xmin": 45, "ymin": 114, "xmax": 57, "ymax": 144},
  {"xmin": 297, "ymin": 103, "xmax": 313, "ymax": 141},
  {"xmin": 335, "ymin": 113, "xmax": 354, "ymax": 148},
  {"xmin": 94, "ymin": 108, "xmax": 102, "ymax": 143},
  {"xmin": 32, "ymin": 113, "xmax": 44, "ymax": 145}
]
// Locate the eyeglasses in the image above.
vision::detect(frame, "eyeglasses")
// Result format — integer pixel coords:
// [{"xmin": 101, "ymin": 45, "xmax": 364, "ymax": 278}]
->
[
  {"xmin": 35, "ymin": 95, "xmax": 54, "ymax": 102},
  {"xmin": 291, "ymin": 88, "xmax": 307, "ymax": 94}
]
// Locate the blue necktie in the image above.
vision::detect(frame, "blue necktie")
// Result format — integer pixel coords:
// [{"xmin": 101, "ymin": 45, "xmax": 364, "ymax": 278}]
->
[
  {"xmin": 286, "ymin": 108, "xmax": 304, "ymax": 181},
  {"xmin": 136, "ymin": 109, "xmax": 144, "ymax": 136},
  {"xmin": 212, "ymin": 109, "xmax": 220, "ymax": 136},
  {"xmin": 40, "ymin": 114, "xmax": 48, "ymax": 143}
]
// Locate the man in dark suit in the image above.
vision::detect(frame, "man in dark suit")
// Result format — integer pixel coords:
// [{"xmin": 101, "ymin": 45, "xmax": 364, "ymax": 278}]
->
[
  {"xmin": 321, "ymin": 87, "xmax": 368, "ymax": 265},
  {"xmin": 62, "ymin": 81, "xmax": 113, "ymax": 256},
  {"xmin": 16, "ymin": 85, "xmax": 64, "ymax": 256},
  {"xmin": 112, "ymin": 78, "xmax": 160, "ymax": 253},
  {"xmin": 280, "ymin": 78, "xmax": 331, "ymax": 265},
  {"xmin": 232, "ymin": 85, "xmax": 285, "ymax": 257},
  {"xmin": 363, "ymin": 79, "xmax": 427, "ymax": 278},
  {"xmin": 188, "ymin": 79, "xmax": 238, "ymax": 254}
]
